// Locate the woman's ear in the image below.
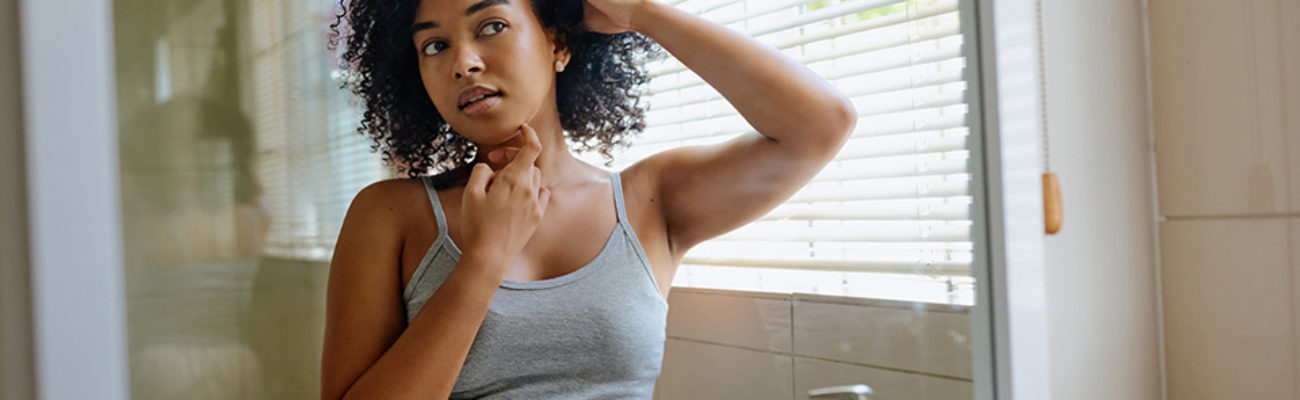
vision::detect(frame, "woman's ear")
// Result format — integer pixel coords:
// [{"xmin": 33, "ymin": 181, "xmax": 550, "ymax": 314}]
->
[
  {"xmin": 554, "ymin": 47, "xmax": 572, "ymax": 72},
  {"xmin": 547, "ymin": 29, "xmax": 572, "ymax": 71}
]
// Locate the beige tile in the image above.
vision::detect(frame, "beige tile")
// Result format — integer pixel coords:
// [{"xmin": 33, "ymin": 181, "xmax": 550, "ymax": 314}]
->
[
  {"xmin": 1160, "ymin": 219, "xmax": 1294, "ymax": 399},
  {"xmin": 244, "ymin": 285, "xmax": 328, "ymax": 399},
  {"xmin": 129, "ymin": 342, "xmax": 262, "ymax": 400},
  {"xmin": 1150, "ymin": 0, "xmax": 1289, "ymax": 216},
  {"xmin": 665, "ymin": 289, "xmax": 792, "ymax": 353},
  {"xmin": 791, "ymin": 300, "xmax": 971, "ymax": 379},
  {"xmin": 655, "ymin": 339, "xmax": 793, "ymax": 400},
  {"xmin": 1285, "ymin": 0, "xmax": 1300, "ymax": 213},
  {"xmin": 125, "ymin": 259, "xmax": 327, "ymax": 400},
  {"xmin": 793, "ymin": 357, "xmax": 971, "ymax": 400}
]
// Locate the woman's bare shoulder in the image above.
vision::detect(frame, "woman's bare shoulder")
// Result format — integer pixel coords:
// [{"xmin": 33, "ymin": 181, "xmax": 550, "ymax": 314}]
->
[
  {"xmin": 353, "ymin": 178, "xmax": 423, "ymax": 208},
  {"xmin": 353, "ymin": 168, "xmax": 466, "ymax": 209},
  {"xmin": 347, "ymin": 168, "xmax": 469, "ymax": 233},
  {"xmin": 341, "ymin": 179, "xmax": 420, "ymax": 234}
]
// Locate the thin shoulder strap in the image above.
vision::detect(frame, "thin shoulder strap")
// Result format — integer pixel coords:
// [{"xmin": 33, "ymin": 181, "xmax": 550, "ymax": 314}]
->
[
  {"xmin": 610, "ymin": 171, "xmax": 630, "ymax": 224},
  {"xmin": 421, "ymin": 176, "xmax": 449, "ymax": 238}
]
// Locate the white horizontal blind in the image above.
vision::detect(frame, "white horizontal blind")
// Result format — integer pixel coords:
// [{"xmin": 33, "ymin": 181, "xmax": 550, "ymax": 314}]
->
[
  {"xmin": 583, "ymin": 0, "xmax": 975, "ymax": 304},
  {"xmin": 245, "ymin": 0, "xmax": 390, "ymax": 260}
]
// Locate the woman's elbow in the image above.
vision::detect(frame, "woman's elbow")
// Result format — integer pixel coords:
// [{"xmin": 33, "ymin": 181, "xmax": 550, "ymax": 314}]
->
[
  {"xmin": 808, "ymin": 96, "xmax": 857, "ymax": 158},
  {"xmin": 829, "ymin": 96, "xmax": 857, "ymax": 138}
]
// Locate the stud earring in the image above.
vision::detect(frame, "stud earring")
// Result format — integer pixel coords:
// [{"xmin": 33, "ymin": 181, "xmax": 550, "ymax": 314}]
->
[{"xmin": 555, "ymin": 60, "xmax": 565, "ymax": 72}]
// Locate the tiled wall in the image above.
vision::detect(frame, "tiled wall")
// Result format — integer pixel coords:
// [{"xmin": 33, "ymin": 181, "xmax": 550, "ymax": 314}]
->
[
  {"xmin": 653, "ymin": 288, "xmax": 973, "ymax": 400},
  {"xmin": 122, "ymin": 256, "xmax": 329, "ymax": 400},
  {"xmin": 1149, "ymin": 0, "xmax": 1300, "ymax": 398}
]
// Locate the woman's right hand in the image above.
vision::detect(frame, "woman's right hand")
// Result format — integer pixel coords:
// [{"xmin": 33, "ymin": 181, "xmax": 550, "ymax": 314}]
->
[{"xmin": 459, "ymin": 123, "xmax": 551, "ymax": 271}]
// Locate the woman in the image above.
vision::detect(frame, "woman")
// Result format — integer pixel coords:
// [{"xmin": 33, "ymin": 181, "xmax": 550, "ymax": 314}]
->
[{"xmin": 320, "ymin": 0, "xmax": 856, "ymax": 397}]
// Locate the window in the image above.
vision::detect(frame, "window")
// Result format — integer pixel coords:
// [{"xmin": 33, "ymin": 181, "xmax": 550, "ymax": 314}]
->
[
  {"xmin": 245, "ymin": 0, "xmax": 389, "ymax": 260},
  {"xmin": 250, "ymin": 0, "xmax": 978, "ymax": 305},
  {"xmin": 579, "ymin": 0, "xmax": 977, "ymax": 304}
]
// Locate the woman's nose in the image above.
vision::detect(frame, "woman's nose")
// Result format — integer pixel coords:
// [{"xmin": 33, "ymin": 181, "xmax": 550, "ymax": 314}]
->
[{"xmin": 453, "ymin": 50, "xmax": 485, "ymax": 79}]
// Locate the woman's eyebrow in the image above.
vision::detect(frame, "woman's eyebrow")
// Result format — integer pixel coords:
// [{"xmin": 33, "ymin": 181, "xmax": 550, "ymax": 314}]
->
[{"xmin": 412, "ymin": 0, "xmax": 511, "ymax": 34}]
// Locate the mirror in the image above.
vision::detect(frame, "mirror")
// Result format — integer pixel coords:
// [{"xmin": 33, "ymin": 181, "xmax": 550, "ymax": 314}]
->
[{"xmin": 113, "ymin": 0, "xmax": 991, "ymax": 398}]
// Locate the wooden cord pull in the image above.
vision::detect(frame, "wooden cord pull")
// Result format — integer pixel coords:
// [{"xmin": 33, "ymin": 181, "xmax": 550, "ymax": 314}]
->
[{"xmin": 1042, "ymin": 172, "xmax": 1062, "ymax": 234}]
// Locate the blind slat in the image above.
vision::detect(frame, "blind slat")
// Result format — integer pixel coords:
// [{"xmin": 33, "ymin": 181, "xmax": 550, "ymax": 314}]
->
[
  {"xmin": 648, "ymin": 60, "xmax": 964, "ymax": 114},
  {"xmin": 648, "ymin": 27, "xmax": 961, "ymax": 93},
  {"xmin": 681, "ymin": 257, "xmax": 970, "ymax": 276},
  {"xmin": 649, "ymin": 0, "xmax": 961, "ymax": 77},
  {"xmin": 760, "ymin": 200, "xmax": 969, "ymax": 221},
  {"xmin": 788, "ymin": 177, "xmax": 968, "ymax": 202},
  {"xmin": 715, "ymin": 222, "xmax": 970, "ymax": 242},
  {"xmin": 744, "ymin": 0, "xmax": 933, "ymax": 37},
  {"xmin": 636, "ymin": 94, "xmax": 964, "ymax": 145},
  {"xmin": 813, "ymin": 155, "xmax": 968, "ymax": 182}
]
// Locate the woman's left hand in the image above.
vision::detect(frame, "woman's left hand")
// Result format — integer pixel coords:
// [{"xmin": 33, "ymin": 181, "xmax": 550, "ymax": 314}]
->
[{"xmin": 582, "ymin": 0, "xmax": 648, "ymax": 34}]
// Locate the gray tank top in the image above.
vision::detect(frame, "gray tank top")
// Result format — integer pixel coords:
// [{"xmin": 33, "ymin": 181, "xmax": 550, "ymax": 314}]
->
[{"xmin": 402, "ymin": 170, "xmax": 669, "ymax": 399}]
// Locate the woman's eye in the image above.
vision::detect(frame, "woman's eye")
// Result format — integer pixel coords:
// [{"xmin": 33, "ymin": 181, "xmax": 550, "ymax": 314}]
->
[
  {"xmin": 422, "ymin": 41, "xmax": 446, "ymax": 56},
  {"xmin": 480, "ymin": 21, "xmax": 506, "ymax": 36}
]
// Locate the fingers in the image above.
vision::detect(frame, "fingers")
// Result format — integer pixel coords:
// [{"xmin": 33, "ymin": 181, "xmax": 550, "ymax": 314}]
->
[
  {"xmin": 465, "ymin": 163, "xmax": 493, "ymax": 197},
  {"xmin": 488, "ymin": 147, "xmax": 519, "ymax": 164},
  {"xmin": 537, "ymin": 186, "xmax": 551, "ymax": 213},
  {"xmin": 501, "ymin": 124, "xmax": 543, "ymax": 176}
]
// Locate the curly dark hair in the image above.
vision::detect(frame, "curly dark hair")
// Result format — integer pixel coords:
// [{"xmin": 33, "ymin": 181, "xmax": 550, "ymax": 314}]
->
[{"xmin": 328, "ymin": 0, "xmax": 663, "ymax": 179}]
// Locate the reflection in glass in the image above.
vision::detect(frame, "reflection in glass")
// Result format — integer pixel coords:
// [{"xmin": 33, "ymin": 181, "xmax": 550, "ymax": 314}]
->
[{"xmin": 114, "ymin": 0, "xmax": 985, "ymax": 398}]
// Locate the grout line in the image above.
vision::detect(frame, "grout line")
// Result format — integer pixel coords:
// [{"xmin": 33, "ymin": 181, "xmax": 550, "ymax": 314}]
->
[
  {"xmin": 665, "ymin": 336, "xmax": 974, "ymax": 382},
  {"xmin": 790, "ymin": 298, "xmax": 797, "ymax": 399},
  {"xmin": 1277, "ymin": 0, "xmax": 1297, "ymax": 396},
  {"xmin": 1163, "ymin": 212, "xmax": 1300, "ymax": 221},
  {"xmin": 1277, "ymin": 0, "xmax": 1292, "ymax": 214}
]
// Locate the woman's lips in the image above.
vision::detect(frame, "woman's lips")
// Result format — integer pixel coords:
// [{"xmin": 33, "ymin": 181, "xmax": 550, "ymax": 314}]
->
[{"xmin": 460, "ymin": 94, "xmax": 500, "ymax": 117}]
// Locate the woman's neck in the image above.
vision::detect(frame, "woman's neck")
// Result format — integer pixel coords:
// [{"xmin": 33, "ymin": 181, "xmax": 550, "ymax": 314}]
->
[{"xmin": 472, "ymin": 115, "xmax": 583, "ymax": 189}]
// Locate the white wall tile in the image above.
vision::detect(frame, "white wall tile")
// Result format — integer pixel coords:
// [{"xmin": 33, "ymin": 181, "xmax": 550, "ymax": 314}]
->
[
  {"xmin": 792, "ymin": 300, "xmax": 972, "ymax": 379},
  {"xmin": 792, "ymin": 357, "xmax": 971, "ymax": 400},
  {"xmin": 655, "ymin": 339, "xmax": 793, "ymax": 400},
  {"xmin": 665, "ymin": 289, "xmax": 792, "ymax": 353},
  {"xmin": 1160, "ymin": 219, "xmax": 1295, "ymax": 399},
  {"xmin": 1150, "ymin": 0, "xmax": 1289, "ymax": 216}
]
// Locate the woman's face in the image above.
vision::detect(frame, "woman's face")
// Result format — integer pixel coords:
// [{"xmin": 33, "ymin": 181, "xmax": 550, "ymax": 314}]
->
[{"xmin": 411, "ymin": 0, "xmax": 567, "ymax": 146}]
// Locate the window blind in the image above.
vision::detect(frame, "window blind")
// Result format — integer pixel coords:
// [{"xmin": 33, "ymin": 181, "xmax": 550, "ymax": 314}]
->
[
  {"xmin": 244, "ymin": 0, "xmax": 389, "ymax": 260},
  {"xmin": 581, "ymin": 0, "xmax": 976, "ymax": 304}
]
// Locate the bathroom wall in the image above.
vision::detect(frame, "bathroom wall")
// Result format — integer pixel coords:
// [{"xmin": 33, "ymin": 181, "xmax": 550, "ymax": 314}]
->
[
  {"xmin": 1036, "ymin": 0, "xmax": 1163, "ymax": 399},
  {"xmin": 1149, "ymin": 0, "xmax": 1300, "ymax": 398},
  {"xmin": 1, "ymin": 0, "xmax": 36, "ymax": 397},
  {"xmin": 653, "ymin": 288, "xmax": 974, "ymax": 400}
]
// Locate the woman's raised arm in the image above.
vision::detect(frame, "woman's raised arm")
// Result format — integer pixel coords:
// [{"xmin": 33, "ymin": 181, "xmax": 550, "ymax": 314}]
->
[{"xmin": 586, "ymin": 0, "xmax": 858, "ymax": 257}]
